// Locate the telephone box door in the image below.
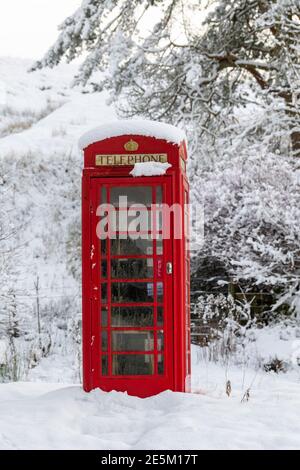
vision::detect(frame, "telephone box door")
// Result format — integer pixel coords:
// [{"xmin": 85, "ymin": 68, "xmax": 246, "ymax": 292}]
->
[{"xmin": 89, "ymin": 177, "xmax": 174, "ymax": 397}]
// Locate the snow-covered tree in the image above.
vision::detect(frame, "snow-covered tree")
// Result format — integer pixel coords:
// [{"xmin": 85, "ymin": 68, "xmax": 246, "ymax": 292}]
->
[
  {"xmin": 32, "ymin": 0, "xmax": 300, "ymax": 317},
  {"xmin": 192, "ymin": 148, "xmax": 300, "ymax": 311},
  {"xmin": 33, "ymin": 0, "xmax": 300, "ymax": 155},
  {"xmin": 0, "ymin": 210, "xmax": 19, "ymax": 338}
]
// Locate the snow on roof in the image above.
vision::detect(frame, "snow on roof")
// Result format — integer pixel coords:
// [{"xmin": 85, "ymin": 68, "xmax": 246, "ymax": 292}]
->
[{"xmin": 78, "ymin": 119, "xmax": 186, "ymax": 150}]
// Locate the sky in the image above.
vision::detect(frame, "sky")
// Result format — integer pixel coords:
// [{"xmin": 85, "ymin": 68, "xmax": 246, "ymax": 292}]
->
[{"xmin": 0, "ymin": 0, "xmax": 82, "ymax": 59}]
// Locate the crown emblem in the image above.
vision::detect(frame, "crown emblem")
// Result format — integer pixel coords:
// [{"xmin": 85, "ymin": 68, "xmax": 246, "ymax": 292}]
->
[{"xmin": 124, "ymin": 139, "xmax": 139, "ymax": 151}]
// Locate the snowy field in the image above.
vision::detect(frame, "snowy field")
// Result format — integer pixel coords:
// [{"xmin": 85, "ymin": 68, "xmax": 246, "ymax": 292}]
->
[
  {"xmin": 0, "ymin": 345, "xmax": 300, "ymax": 450},
  {"xmin": 1, "ymin": 58, "xmax": 300, "ymax": 450},
  {"xmin": 0, "ymin": 57, "xmax": 116, "ymax": 296}
]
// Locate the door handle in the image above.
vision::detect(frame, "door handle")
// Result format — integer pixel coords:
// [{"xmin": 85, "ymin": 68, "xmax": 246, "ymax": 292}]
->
[{"xmin": 166, "ymin": 262, "xmax": 173, "ymax": 274}]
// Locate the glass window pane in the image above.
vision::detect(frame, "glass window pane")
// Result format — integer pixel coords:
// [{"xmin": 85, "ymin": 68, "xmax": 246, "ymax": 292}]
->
[
  {"xmin": 110, "ymin": 186, "xmax": 152, "ymax": 207},
  {"xmin": 157, "ymin": 306, "xmax": 163, "ymax": 326},
  {"xmin": 111, "ymin": 259, "xmax": 153, "ymax": 279},
  {"xmin": 101, "ymin": 187, "xmax": 107, "ymax": 203},
  {"xmin": 114, "ymin": 211, "xmax": 152, "ymax": 232},
  {"xmin": 156, "ymin": 236, "xmax": 163, "ymax": 255},
  {"xmin": 112, "ymin": 331, "xmax": 154, "ymax": 352},
  {"xmin": 111, "ymin": 236, "xmax": 153, "ymax": 255},
  {"xmin": 101, "ymin": 239, "xmax": 107, "ymax": 255},
  {"xmin": 112, "ymin": 354, "xmax": 154, "ymax": 375},
  {"xmin": 157, "ymin": 282, "xmax": 163, "ymax": 303},
  {"xmin": 101, "ymin": 284, "xmax": 107, "ymax": 304},
  {"xmin": 151, "ymin": 206, "xmax": 163, "ymax": 232},
  {"xmin": 158, "ymin": 354, "xmax": 164, "ymax": 375},
  {"xmin": 156, "ymin": 187, "xmax": 162, "ymax": 204},
  {"xmin": 111, "ymin": 282, "xmax": 154, "ymax": 303},
  {"xmin": 101, "ymin": 261, "xmax": 107, "ymax": 278},
  {"xmin": 101, "ymin": 331, "xmax": 108, "ymax": 351},
  {"xmin": 111, "ymin": 307, "xmax": 154, "ymax": 327},
  {"xmin": 158, "ymin": 331, "xmax": 164, "ymax": 351},
  {"xmin": 101, "ymin": 307, "xmax": 108, "ymax": 327},
  {"xmin": 102, "ymin": 355, "xmax": 108, "ymax": 375}
]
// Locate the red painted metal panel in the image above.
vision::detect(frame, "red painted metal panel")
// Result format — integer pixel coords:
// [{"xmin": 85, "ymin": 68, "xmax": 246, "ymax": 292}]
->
[{"xmin": 82, "ymin": 174, "xmax": 92, "ymax": 392}]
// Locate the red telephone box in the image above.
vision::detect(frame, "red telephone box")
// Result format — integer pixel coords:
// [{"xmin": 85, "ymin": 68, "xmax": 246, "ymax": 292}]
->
[{"xmin": 80, "ymin": 120, "xmax": 190, "ymax": 398}]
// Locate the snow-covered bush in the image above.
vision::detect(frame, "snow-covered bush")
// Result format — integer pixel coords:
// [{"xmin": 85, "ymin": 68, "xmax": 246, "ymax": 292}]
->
[
  {"xmin": 66, "ymin": 215, "xmax": 81, "ymax": 283},
  {"xmin": 0, "ymin": 143, "xmax": 82, "ymax": 381},
  {"xmin": 192, "ymin": 293, "xmax": 255, "ymax": 363},
  {"xmin": 192, "ymin": 148, "xmax": 300, "ymax": 317},
  {"xmin": 193, "ymin": 292, "xmax": 300, "ymax": 372},
  {"xmin": 34, "ymin": 0, "xmax": 300, "ymax": 323}
]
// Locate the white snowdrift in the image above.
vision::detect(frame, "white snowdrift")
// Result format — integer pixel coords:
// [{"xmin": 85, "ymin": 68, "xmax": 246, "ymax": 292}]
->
[
  {"xmin": 130, "ymin": 162, "xmax": 172, "ymax": 177},
  {"xmin": 1, "ymin": 347, "xmax": 300, "ymax": 450},
  {"xmin": 78, "ymin": 119, "xmax": 186, "ymax": 150}
]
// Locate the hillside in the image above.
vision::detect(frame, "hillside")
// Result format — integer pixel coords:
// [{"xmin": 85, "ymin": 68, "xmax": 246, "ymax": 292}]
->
[
  {"xmin": 0, "ymin": 57, "xmax": 116, "ymax": 382},
  {"xmin": 0, "ymin": 57, "xmax": 300, "ymax": 450}
]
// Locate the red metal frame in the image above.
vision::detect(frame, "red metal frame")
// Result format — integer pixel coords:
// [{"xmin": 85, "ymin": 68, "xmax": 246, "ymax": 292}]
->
[{"xmin": 82, "ymin": 134, "xmax": 190, "ymax": 397}]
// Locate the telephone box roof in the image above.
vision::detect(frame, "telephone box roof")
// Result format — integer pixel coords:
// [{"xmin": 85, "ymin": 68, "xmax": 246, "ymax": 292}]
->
[{"xmin": 78, "ymin": 119, "xmax": 186, "ymax": 150}]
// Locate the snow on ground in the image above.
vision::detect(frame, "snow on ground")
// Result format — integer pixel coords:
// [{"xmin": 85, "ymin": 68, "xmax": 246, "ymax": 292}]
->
[
  {"xmin": 254, "ymin": 323, "xmax": 300, "ymax": 364},
  {"xmin": 0, "ymin": 346, "xmax": 300, "ymax": 450}
]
